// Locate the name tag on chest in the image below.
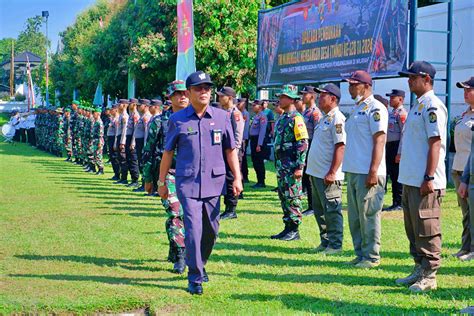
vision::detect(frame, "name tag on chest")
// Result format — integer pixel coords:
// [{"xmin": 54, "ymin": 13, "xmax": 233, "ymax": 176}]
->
[{"xmin": 212, "ymin": 129, "xmax": 222, "ymax": 145}]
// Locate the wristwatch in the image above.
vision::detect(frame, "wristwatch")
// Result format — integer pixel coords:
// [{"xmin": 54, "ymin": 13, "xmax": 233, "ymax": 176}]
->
[
  {"xmin": 158, "ymin": 180, "xmax": 166, "ymax": 187},
  {"xmin": 424, "ymin": 174, "xmax": 434, "ymax": 182}
]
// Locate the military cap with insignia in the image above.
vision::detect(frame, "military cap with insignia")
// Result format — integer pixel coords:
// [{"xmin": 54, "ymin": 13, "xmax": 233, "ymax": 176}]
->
[{"xmin": 185, "ymin": 71, "xmax": 213, "ymax": 88}]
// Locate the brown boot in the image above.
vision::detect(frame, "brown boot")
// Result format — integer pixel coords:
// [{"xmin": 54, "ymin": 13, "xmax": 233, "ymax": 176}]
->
[
  {"xmin": 395, "ymin": 264, "xmax": 422, "ymax": 286},
  {"xmin": 409, "ymin": 269, "xmax": 437, "ymax": 293}
]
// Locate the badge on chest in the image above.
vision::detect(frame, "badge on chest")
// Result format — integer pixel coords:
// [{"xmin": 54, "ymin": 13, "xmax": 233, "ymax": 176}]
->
[{"xmin": 212, "ymin": 129, "xmax": 222, "ymax": 145}]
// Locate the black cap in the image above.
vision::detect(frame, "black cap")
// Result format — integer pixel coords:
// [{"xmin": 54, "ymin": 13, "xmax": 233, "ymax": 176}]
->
[
  {"xmin": 139, "ymin": 98, "xmax": 150, "ymax": 105},
  {"xmin": 129, "ymin": 98, "xmax": 139, "ymax": 104},
  {"xmin": 385, "ymin": 89, "xmax": 406, "ymax": 97},
  {"xmin": 299, "ymin": 85, "xmax": 317, "ymax": 94},
  {"xmin": 456, "ymin": 77, "xmax": 474, "ymax": 89},
  {"xmin": 119, "ymin": 99, "xmax": 129, "ymax": 104},
  {"xmin": 374, "ymin": 94, "xmax": 389, "ymax": 107},
  {"xmin": 216, "ymin": 86, "xmax": 236, "ymax": 97},
  {"xmin": 315, "ymin": 83, "xmax": 341, "ymax": 100},
  {"xmin": 185, "ymin": 71, "xmax": 214, "ymax": 88},
  {"xmin": 252, "ymin": 99, "xmax": 262, "ymax": 106},
  {"xmin": 150, "ymin": 99, "xmax": 162, "ymax": 107},
  {"xmin": 399, "ymin": 61, "xmax": 436, "ymax": 79}
]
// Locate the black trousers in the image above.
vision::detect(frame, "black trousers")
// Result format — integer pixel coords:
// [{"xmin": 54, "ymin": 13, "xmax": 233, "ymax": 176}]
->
[
  {"xmin": 135, "ymin": 138, "xmax": 145, "ymax": 174},
  {"xmin": 250, "ymin": 135, "xmax": 266, "ymax": 185},
  {"xmin": 27, "ymin": 128, "xmax": 36, "ymax": 146},
  {"xmin": 13, "ymin": 129, "xmax": 20, "ymax": 141},
  {"xmin": 126, "ymin": 135, "xmax": 139, "ymax": 181},
  {"xmin": 19, "ymin": 128, "xmax": 27, "ymax": 142},
  {"xmin": 108, "ymin": 136, "xmax": 120, "ymax": 177},
  {"xmin": 117, "ymin": 134, "xmax": 128, "ymax": 180},
  {"xmin": 224, "ymin": 147, "xmax": 243, "ymax": 209},
  {"xmin": 241, "ymin": 139, "xmax": 249, "ymax": 181},
  {"xmin": 302, "ymin": 140, "xmax": 313, "ymax": 210},
  {"xmin": 386, "ymin": 141, "xmax": 402, "ymax": 206}
]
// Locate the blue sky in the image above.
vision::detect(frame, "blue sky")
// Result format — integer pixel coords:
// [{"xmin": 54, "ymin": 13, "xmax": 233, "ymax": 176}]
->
[{"xmin": 0, "ymin": 0, "xmax": 97, "ymax": 52}]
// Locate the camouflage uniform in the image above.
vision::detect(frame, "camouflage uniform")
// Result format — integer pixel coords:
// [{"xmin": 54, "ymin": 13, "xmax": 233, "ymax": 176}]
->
[
  {"xmin": 274, "ymin": 110, "xmax": 309, "ymax": 226},
  {"xmin": 146, "ymin": 109, "xmax": 185, "ymax": 262},
  {"xmin": 92, "ymin": 117, "xmax": 104, "ymax": 169},
  {"xmin": 63, "ymin": 113, "xmax": 73, "ymax": 158},
  {"xmin": 54, "ymin": 112, "xmax": 64, "ymax": 156}
]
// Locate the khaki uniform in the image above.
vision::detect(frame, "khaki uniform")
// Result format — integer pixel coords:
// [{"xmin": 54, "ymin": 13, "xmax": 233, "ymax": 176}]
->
[{"xmin": 399, "ymin": 90, "xmax": 448, "ymax": 271}]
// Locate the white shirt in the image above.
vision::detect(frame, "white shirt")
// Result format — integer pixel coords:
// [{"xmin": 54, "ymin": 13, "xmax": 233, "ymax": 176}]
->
[
  {"xmin": 399, "ymin": 90, "xmax": 447, "ymax": 189},
  {"xmin": 342, "ymin": 95, "xmax": 388, "ymax": 175},
  {"xmin": 452, "ymin": 107, "xmax": 474, "ymax": 171},
  {"xmin": 26, "ymin": 114, "xmax": 36, "ymax": 129},
  {"xmin": 306, "ymin": 106, "xmax": 346, "ymax": 180}
]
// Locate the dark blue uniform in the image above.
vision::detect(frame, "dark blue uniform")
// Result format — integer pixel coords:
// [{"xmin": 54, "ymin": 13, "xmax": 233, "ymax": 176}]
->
[{"xmin": 165, "ymin": 105, "xmax": 235, "ymax": 284}]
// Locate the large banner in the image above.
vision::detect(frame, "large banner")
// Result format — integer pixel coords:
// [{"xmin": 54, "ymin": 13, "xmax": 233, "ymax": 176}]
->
[
  {"xmin": 257, "ymin": 0, "xmax": 409, "ymax": 88},
  {"xmin": 176, "ymin": 0, "xmax": 196, "ymax": 81}
]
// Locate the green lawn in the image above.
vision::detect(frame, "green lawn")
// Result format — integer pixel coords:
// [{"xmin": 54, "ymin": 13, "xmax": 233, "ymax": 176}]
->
[{"xmin": 0, "ymin": 142, "xmax": 472, "ymax": 314}]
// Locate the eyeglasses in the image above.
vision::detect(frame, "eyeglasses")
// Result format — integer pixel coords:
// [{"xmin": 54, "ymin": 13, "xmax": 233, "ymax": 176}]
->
[{"xmin": 191, "ymin": 85, "xmax": 212, "ymax": 92}]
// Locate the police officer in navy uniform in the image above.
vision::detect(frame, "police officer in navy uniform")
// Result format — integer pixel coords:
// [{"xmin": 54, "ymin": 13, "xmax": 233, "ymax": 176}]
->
[
  {"xmin": 159, "ymin": 71, "xmax": 242, "ymax": 295},
  {"xmin": 383, "ymin": 89, "xmax": 407, "ymax": 211},
  {"xmin": 249, "ymin": 100, "xmax": 268, "ymax": 188}
]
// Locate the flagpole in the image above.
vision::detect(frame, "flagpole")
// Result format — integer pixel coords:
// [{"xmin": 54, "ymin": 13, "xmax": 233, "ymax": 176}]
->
[{"xmin": 10, "ymin": 40, "xmax": 15, "ymax": 98}]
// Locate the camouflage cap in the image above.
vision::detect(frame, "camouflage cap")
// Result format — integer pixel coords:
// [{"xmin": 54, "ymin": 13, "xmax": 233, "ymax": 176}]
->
[
  {"xmin": 92, "ymin": 106, "xmax": 102, "ymax": 113},
  {"xmin": 275, "ymin": 84, "xmax": 300, "ymax": 100},
  {"xmin": 167, "ymin": 80, "xmax": 187, "ymax": 96},
  {"xmin": 72, "ymin": 100, "xmax": 80, "ymax": 106}
]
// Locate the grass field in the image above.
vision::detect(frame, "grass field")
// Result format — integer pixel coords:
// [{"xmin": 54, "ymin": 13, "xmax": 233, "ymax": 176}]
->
[{"xmin": 0, "ymin": 141, "xmax": 473, "ymax": 314}]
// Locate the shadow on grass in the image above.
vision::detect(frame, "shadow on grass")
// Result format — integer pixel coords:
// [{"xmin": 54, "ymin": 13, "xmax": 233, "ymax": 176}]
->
[
  {"xmin": 102, "ymin": 212, "xmax": 165, "ymax": 218},
  {"xmin": 15, "ymin": 254, "xmax": 169, "ymax": 273},
  {"xmin": 231, "ymin": 293, "xmax": 458, "ymax": 314},
  {"xmin": 237, "ymin": 271, "xmax": 396, "ymax": 287},
  {"xmin": 8, "ymin": 273, "xmax": 183, "ymax": 290}
]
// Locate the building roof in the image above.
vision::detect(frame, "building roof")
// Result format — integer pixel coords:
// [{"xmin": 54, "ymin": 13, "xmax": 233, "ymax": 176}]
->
[{"xmin": 0, "ymin": 51, "xmax": 42, "ymax": 68}]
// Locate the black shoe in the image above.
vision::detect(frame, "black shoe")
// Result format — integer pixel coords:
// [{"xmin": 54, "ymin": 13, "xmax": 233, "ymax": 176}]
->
[
  {"xmin": 173, "ymin": 248, "xmax": 186, "ymax": 274},
  {"xmin": 110, "ymin": 175, "xmax": 120, "ymax": 181},
  {"xmin": 84, "ymin": 166, "xmax": 91, "ymax": 172},
  {"xmin": 64, "ymin": 157, "xmax": 71, "ymax": 162},
  {"xmin": 271, "ymin": 224, "xmax": 289, "ymax": 239},
  {"xmin": 133, "ymin": 185, "xmax": 145, "ymax": 192},
  {"xmin": 203, "ymin": 268, "xmax": 209, "ymax": 282},
  {"xmin": 278, "ymin": 228, "xmax": 300, "ymax": 241},
  {"xmin": 96, "ymin": 168, "xmax": 104, "ymax": 175},
  {"xmin": 187, "ymin": 282, "xmax": 203, "ymax": 295},
  {"xmin": 251, "ymin": 183, "xmax": 266, "ymax": 189},
  {"xmin": 221, "ymin": 210, "xmax": 237, "ymax": 220},
  {"xmin": 238, "ymin": 193, "xmax": 244, "ymax": 199},
  {"xmin": 88, "ymin": 166, "xmax": 96, "ymax": 173},
  {"xmin": 302, "ymin": 209, "xmax": 314, "ymax": 216},
  {"xmin": 115, "ymin": 179, "xmax": 128, "ymax": 184}
]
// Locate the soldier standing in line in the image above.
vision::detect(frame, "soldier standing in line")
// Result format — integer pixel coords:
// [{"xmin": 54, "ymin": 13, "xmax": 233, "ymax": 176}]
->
[
  {"xmin": 298, "ymin": 86, "xmax": 322, "ymax": 217},
  {"xmin": 63, "ymin": 108, "xmax": 73, "ymax": 161},
  {"xmin": 54, "ymin": 107, "xmax": 64, "ymax": 157},
  {"xmin": 125, "ymin": 99, "xmax": 140, "ymax": 187},
  {"xmin": 383, "ymin": 89, "xmax": 407, "ymax": 211},
  {"xmin": 342, "ymin": 70, "xmax": 388, "ymax": 269},
  {"xmin": 217, "ymin": 86, "xmax": 245, "ymax": 220},
  {"xmin": 130, "ymin": 99, "xmax": 152, "ymax": 192},
  {"xmin": 396, "ymin": 61, "xmax": 447, "ymax": 292},
  {"xmin": 306, "ymin": 84, "xmax": 346, "ymax": 254},
  {"xmin": 271, "ymin": 85, "xmax": 309, "ymax": 241},
  {"xmin": 115, "ymin": 99, "xmax": 130, "ymax": 184},
  {"xmin": 70, "ymin": 101, "xmax": 79, "ymax": 163},
  {"xmin": 237, "ymin": 98, "xmax": 250, "ymax": 184},
  {"xmin": 107, "ymin": 104, "xmax": 121, "ymax": 180},
  {"xmin": 249, "ymin": 100, "xmax": 268, "ymax": 188},
  {"xmin": 91, "ymin": 106, "xmax": 105, "ymax": 175},
  {"xmin": 142, "ymin": 99, "xmax": 163, "ymax": 195}
]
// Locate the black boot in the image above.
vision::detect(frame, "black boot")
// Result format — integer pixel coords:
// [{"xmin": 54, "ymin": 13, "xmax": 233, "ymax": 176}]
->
[
  {"xmin": 271, "ymin": 222, "xmax": 289, "ymax": 239},
  {"xmin": 278, "ymin": 223, "xmax": 300, "ymax": 241},
  {"xmin": 173, "ymin": 248, "xmax": 186, "ymax": 274},
  {"xmin": 65, "ymin": 156, "xmax": 71, "ymax": 162},
  {"xmin": 84, "ymin": 165, "xmax": 91, "ymax": 172},
  {"xmin": 221, "ymin": 205, "xmax": 237, "ymax": 220},
  {"xmin": 96, "ymin": 168, "xmax": 104, "ymax": 175},
  {"xmin": 88, "ymin": 165, "xmax": 97, "ymax": 173},
  {"xmin": 167, "ymin": 245, "xmax": 177, "ymax": 263}
]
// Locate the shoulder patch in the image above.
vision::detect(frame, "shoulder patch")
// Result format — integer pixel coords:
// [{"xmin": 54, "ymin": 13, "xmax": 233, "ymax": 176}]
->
[
  {"xmin": 373, "ymin": 111, "xmax": 381, "ymax": 122},
  {"xmin": 335, "ymin": 123, "xmax": 343, "ymax": 134},
  {"xmin": 294, "ymin": 115, "xmax": 308, "ymax": 141},
  {"xmin": 233, "ymin": 111, "xmax": 241, "ymax": 122},
  {"xmin": 429, "ymin": 112, "xmax": 437, "ymax": 123}
]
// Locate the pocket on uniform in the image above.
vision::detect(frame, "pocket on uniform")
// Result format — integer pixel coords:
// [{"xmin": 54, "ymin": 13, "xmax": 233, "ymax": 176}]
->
[
  {"xmin": 212, "ymin": 166, "xmax": 226, "ymax": 176},
  {"xmin": 364, "ymin": 185, "xmax": 384, "ymax": 216},
  {"xmin": 418, "ymin": 193, "xmax": 441, "ymax": 237},
  {"xmin": 324, "ymin": 182, "xmax": 342, "ymax": 200}
]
